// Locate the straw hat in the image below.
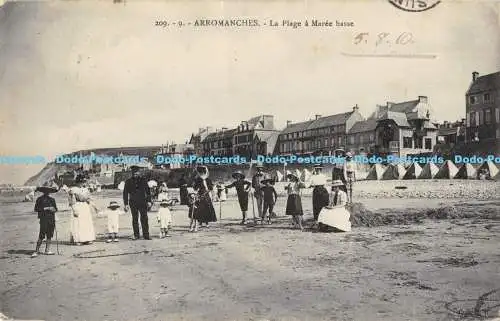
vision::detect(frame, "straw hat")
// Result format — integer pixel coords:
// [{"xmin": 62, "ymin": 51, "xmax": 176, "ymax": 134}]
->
[
  {"xmin": 130, "ymin": 165, "xmax": 141, "ymax": 172},
  {"xmin": 345, "ymin": 152, "xmax": 353, "ymax": 158},
  {"xmin": 313, "ymin": 164, "xmax": 324, "ymax": 169},
  {"xmin": 232, "ymin": 170, "xmax": 245, "ymax": 179},
  {"xmin": 261, "ymin": 174, "xmax": 274, "ymax": 184},
  {"xmin": 287, "ymin": 173, "xmax": 299, "ymax": 181},
  {"xmin": 107, "ymin": 201, "xmax": 120, "ymax": 209},
  {"xmin": 331, "ymin": 180, "xmax": 345, "ymax": 187},
  {"xmin": 36, "ymin": 182, "xmax": 59, "ymax": 194}
]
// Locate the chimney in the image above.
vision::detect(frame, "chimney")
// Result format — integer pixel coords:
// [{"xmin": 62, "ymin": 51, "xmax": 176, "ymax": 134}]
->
[
  {"xmin": 418, "ymin": 96, "xmax": 428, "ymax": 103},
  {"xmin": 315, "ymin": 114, "xmax": 322, "ymax": 120},
  {"xmin": 286, "ymin": 120, "xmax": 292, "ymax": 127},
  {"xmin": 352, "ymin": 104, "xmax": 359, "ymax": 112},
  {"xmin": 472, "ymin": 71, "xmax": 479, "ymax": 82}
]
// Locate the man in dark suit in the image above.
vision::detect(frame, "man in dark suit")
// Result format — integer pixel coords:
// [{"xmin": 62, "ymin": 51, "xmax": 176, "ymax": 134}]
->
[{"xmin": 123, "ymin": 165, "xmax": 152, "ymax": 240}]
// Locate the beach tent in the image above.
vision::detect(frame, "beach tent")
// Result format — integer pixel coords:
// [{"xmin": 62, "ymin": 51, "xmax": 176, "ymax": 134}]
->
[
  {"xmin": 365, "ymin": 164, "xmax": 385, "ymax": 180},
  {"xmin": 382, "ymin": 163, "xmax": 406, "ymax": 180},
  {"xmin": 403, "ymin": 162, "xmax": 422, "ymax": 180},
  {"xmin": 275, "ymin": 170, "xmax": 284, "ymax": 182},
  {"xmin": 476, "ymin": 160, "xmax": 499, "ymax": 179},
  {"xmin": 301, "ymin": 168, "xmax": 312, "ymax": 182},
  {"xmin": 419, "ymin": 162, "xmax": 439, "ymax": 179},
  {"xmin": 295, "ymin": 169, "xmax": 302, "ymax": 179},
  {"xmin": 435, "ymin": 160, "xmax": 459, "ymax": 179},
  {"xmin": 455, "ymin": 163, "xmax": 476, "ymax": 179}
]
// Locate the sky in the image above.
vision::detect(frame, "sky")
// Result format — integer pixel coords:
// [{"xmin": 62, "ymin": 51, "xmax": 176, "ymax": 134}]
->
[{"xmin": 0, "ymin": 0, "xmax": 499, "ymax": 185}]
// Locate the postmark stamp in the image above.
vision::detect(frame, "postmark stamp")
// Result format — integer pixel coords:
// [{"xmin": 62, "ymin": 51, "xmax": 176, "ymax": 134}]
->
[{"xmin": 388, "ymin": 0, "xmax": 440, "ymax": 12}]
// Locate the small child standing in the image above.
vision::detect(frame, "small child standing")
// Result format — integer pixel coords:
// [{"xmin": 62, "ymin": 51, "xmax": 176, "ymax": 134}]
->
[
  {"xmin": 157, "ymin": 199, "xmax": 173, "ymax": 238},
  {"xmin": 261, "ymin": 178, "xmax": 278, "ymax": 224},
  {"xmin": 102, "ymin": 201, "xmax": 123, "ymax": 242},
  {"xmin": 32, "ymin": 185, "xmax": 59, "ymax": 257}
]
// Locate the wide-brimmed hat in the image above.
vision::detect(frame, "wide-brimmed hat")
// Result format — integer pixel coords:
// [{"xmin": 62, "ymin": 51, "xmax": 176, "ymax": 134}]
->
[
  {"xmin": 74, "ymin": 174, "xmax": 88, "ymax": 184},
  {"xmin": 36, "ymin": 182, "xmax": 59, "ymax": 194},
  {"xmin": 313, "ymin": 164, "xmax": 324, "ymax": 169},
  {"xmin": 130, "ymin": 165, "xmax": 144, "ymax": 172},
  {"xmin": 345, "ymin": 152, "xmax": 353, "ymax": 158},
  {"xmin": 159, "ymin": 199, "xmax": 169, "ymax": 206},
  {"xmin": 255, "ymin": 162, "xmax": 264, "ymax": 168},
  {"xmin": 331, "ymin": 180, "xmax": 345, "ymax": 187},
  {"xmin": 287, "ymin": 173, "xmax": 299, "ymax": 181},
  {"xmin": 107, "ymin": 201, "xmax": 120, "ymax": 209},
  {"xmin": 232, "ymin": 171, "xmax": 245, "ymax": 179}
]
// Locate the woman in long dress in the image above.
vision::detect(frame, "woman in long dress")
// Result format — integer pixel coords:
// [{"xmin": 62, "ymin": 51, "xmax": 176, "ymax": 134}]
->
[
  {"xmin": 191, "ymin": 166, "xmax": 217, "ymax": 230},
  {"xmin": 66, "ymin": 175, "xmax": 98, "ymax": 245},
  {"xmin": 178, "ymin": 174, "xmax": 189, "ymax": 205},
  {"xmin": 285, "ymin": 173, "xmax": 306, "ymax": 231}
]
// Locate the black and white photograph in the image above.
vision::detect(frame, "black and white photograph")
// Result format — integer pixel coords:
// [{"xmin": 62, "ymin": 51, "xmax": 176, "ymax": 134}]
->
[{"xmin": 0, "ymin": 1, "xmax": 499, "ymax": 320}]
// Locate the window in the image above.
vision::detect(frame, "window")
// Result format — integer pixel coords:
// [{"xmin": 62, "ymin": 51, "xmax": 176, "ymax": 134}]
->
[
  {"xmin": 338, "ymin": 136, "xmax": 343, "ymax": 145},
  {"xmin": 324, "ymin": 138, "xmax": 328, "ymax": 147},
  {"xmin": 349, "ymin": 136, "xmax": 355, "ymax": 144},
  {"xmin": 369, "ymin": 134, "xmax": 374, "ymax": 142},
  {"xmin": 469, "ymin": 96, "xmax": 478, "ymax": 104},
  {"xmin": 403, "ymin": 137, "xmax": 412, "ymax": 148},
  {"xmin": 485, "ymin": 109, "xmax": 492, "ymax": 124},
  {"xmin": 476, "ymin": 111, "xmax": 480, "ymax": 126},
  {"xmin": 466, "ymin": 113, "xmax": 470, "ymax": 127},
  {"xmin": 484, "ymin": 93, "xmax": 491, "ymax": 102},
  {"xmin": 414, "ymin": 137, "xmax": 423, "ymax": 149},
  {"xmin": 496, "ymin": 108, "xmax": 500, "ymax": 123},
  {"xmin": 425, "ymin": 138, "xmax": 432, "ymax": 150},
  {"xmin": 359, "ymin": 135, "xmax": 364, "ymax": 144}
]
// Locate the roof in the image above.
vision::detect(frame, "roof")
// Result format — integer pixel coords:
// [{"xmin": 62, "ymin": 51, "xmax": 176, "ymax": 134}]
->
[
  {"xmin": 348, "ymin": 119, "xmax": 378, "ymax": 134},
  {"xmin": 377, "ymin": 111, "xmax": 411, "ymax": 127},
  {"xmin": 467, "ymin": 71, "xmax": 500, "ymax": 95},
  {"xmin": 280, "ymin": 120, "xmax": 314, "ymax": 135},
  {"xmin": 280, "ymin": 111, "xmax": 355, "ymax": 135},
  {"xmin": 256, "ymin": 131, "xmax": 280, "ymax": 153},
  {"xmin": 307, "ymin": 112, "xmax": 354, "ymax": 130},
  {"xmin": 423, "ymin": 120, "xmax": 437, "ymax": 130},
  {"xmin": 388, "ymin": 100, "xmax": 419, "ymax": 114},
  {"xmin": 203, "ymin": 129, "xmax": 237, "ymax": 142}
]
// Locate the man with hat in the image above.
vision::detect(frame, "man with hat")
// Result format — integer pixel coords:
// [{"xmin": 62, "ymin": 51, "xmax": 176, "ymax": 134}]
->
[
  {"xmin": 310, "ymin": 164, "xmax": 330, "ymax": 224},
  {"xmin": 123, "ymin": 165, "xmax": 152, "ymax": 240},
  {"xmin": 32, "ymin": 182, "xmax": 59, "ymax": 257},
  {"xmin": 251, "ymin": 162, "xmax": 266, "ymax": 221},
  {"xmin": 225, "ymin": 170, "xmax": 251, "ymax": 224}
]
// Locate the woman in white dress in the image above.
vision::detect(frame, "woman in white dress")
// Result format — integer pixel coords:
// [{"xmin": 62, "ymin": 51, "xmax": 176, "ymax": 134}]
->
[{"xmin": 66, "ymin": 175, "xmax": 98, "ymax": 245}]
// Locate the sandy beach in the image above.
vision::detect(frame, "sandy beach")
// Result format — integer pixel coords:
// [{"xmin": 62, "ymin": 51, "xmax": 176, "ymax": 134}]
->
[{"xmin": 1, "ymin": 180, "xmax": 499, "ymax": 321}]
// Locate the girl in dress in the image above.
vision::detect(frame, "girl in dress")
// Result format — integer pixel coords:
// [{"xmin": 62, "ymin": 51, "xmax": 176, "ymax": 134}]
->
[
  {"xmin": 66, "ymin": 175, "xmax": 99, "ymax": 245},
  {"xmin": 285, "ymin": 173, "xmax": 306, "ymax": 231},
  {"xmin": 102, "ymin": 201, "xmax": 123, "ymax": 243},
  {"xmin": 157, "ymin": 199, "xmax": 173, "ymax": 238}
]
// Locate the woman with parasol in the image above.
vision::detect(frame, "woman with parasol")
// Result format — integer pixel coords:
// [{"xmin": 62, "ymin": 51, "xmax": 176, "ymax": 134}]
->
[
  {"xmin": 192, "ymin": 166, "xmax": 217, "ymax": 228},
  {"xmin": 225, "ymin": 170, "xmax": 251, "ymax": 225},
  {"xmin": 285, "ymin": 172, "xmax": 306, "ymax": 231}
]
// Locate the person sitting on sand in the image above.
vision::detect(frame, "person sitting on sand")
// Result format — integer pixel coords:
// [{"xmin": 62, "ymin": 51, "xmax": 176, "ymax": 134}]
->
[
  {"xmin": 102, "ymin": 201, "xmax": 123, "ymax": 243},
  {"xmin": 32, "ymin": 184, "xmax": 59, "ymax": 257},
  {"xmin": 329, "ymin": 180, "xmax": 348, "ymax": 208},
  {"xmin": 285, "ymin": 173, "xmax": 306, "ymax": 231},
  {"xmin": 261, "ymin": 177, "xmax": 278, "ymax": 225}
]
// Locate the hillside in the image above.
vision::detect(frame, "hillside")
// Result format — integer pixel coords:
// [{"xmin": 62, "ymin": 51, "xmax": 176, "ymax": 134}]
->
[{"xmin": 24, "ymin": 145, "xmax": 162, "ymax": 186}]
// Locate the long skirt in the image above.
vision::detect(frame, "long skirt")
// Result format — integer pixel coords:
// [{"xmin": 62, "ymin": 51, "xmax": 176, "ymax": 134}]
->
[
  {"xmin": 193, "ymin": 197, "xmax": 217, "ymax": 223},
  {"xmin": 312, "ymin": 186, "xmax": 330, "ymax": 220},
  {"xmin": 237, "ymin": 192, "xmax": 249, "ymax": 211},
  {"xmin": 180, "ymin": 186, "xmax": 189, "ymax": 205},
  {"xmin": 286, "ymin": 194, "xmax": 303, "ymax": 216},
  {"xmin": 70, "ymin": 202, "xmax": 96, "ymax": 243}
]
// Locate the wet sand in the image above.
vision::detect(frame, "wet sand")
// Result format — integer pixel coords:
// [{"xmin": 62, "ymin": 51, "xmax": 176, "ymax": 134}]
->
[{"xmin": 1, "ymin": 180, "xmax": 499, "ymax": 321}]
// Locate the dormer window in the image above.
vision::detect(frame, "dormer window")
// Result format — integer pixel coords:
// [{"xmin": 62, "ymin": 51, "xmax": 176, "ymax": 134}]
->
[
  {"xmin": 484, "ymin": 93, "xmax": 491, "ymax": 102},
  {"xmin": 469, "ymin": 96, "xmax": 478, "ymax": 105}
]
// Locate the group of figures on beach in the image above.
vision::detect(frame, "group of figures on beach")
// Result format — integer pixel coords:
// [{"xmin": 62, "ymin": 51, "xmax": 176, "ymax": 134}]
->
[{"xmin": 31, "ymin": 153, "xmax": 357, "ymax": 256}]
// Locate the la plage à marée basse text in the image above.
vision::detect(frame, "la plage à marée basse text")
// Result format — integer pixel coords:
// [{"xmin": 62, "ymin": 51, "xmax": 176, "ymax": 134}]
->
[{"xmin": 267, "ymin": 19, "xmax": 354, "ymax": 28}]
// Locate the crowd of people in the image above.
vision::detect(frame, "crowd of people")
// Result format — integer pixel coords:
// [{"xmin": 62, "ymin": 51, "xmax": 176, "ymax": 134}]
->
[{"xmin": 31, "ymin": 154, "xmax": 356, "ymax": 257}]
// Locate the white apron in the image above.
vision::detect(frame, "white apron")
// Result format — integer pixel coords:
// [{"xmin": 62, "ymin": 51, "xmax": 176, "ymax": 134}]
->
[{"xmin": 318, "ymin": 206, "xmax": 352, "ymax": 232}]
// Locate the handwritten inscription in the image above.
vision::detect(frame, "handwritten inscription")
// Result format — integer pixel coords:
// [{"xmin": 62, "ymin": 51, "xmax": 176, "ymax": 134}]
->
[{"xmin": 353, "ymin": 32, "xmax": 415, "ymax": 46}]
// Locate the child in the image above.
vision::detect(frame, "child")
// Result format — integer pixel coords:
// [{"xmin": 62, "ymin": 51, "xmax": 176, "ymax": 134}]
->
[
  {"xmin": 225, "ymin": 171, "xmax": 251, "ymax": 225},
  {"xmin": 216, "ymin": 182, "xmax": 227, "ymax": 202},
  {"xmin": 261, "ymin": 177, "xmax": 277, "ymax": 224},
  {"xmin": 32, "ymin": 185, "xmax": 59, "ymax": 257},
  {"xmin": 285, "ymin": 173, "xmax": 306, "ymax": 231},
  {"xmin": 187, "ymin": 188, "xmax": 199, "ymax": 232},
  {"xmin": 157, "ymin": 199, "xmax": 173, "ymax": 238},
  {"xmin": 102, "ymin": 201, "xmax": 123, "ymax": 242}
]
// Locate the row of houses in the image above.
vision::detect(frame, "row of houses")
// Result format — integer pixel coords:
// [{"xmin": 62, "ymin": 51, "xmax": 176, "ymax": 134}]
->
[
  {"xmin": 186, "ymin": 96, "xmax": 447, "ymax": 159},
  {"xmin": 184, "ymin": 70, "xmax": 500, "ymax": 160}
]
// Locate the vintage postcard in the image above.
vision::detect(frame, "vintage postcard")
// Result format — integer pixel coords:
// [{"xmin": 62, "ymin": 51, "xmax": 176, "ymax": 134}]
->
[{"xmin": 0, "ymin": 1, "xmax": 499, "ymax": 320}]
